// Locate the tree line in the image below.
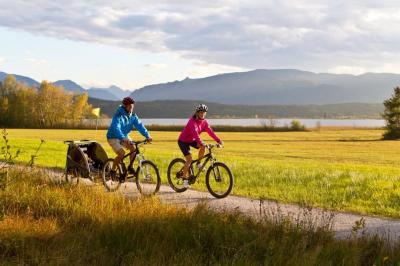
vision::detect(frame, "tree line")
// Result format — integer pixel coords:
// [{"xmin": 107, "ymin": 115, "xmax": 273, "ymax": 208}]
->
[{"xmin": 0, "ymin": 75, "xmax": 94, "ymax": 128}]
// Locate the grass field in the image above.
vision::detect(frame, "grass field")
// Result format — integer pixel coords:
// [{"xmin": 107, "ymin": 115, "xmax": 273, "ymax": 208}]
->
[{"xmin": 4, "ymin": 128, "xmax": 400, "ymax": 218}]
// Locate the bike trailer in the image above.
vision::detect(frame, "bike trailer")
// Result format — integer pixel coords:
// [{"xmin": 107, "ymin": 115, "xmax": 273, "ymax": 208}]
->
[{"xmin": 64, "ymin": 140, "xmax": 108, "ymax": 180}]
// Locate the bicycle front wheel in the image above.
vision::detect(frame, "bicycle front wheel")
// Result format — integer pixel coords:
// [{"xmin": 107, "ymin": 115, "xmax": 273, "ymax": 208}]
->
[
  {"xmin": 102, "ymin": 159, "xmax": 122, "ymax": 192},
  {"xmin": 205, "ymin": 162, "xmax": 234, "ymax": 198},
  {"xmin": 136, "ymin": 160, "xmax": 161, "ymax": 196}
]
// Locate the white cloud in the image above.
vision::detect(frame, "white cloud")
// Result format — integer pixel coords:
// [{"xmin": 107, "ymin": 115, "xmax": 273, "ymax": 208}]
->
[
  {"xmin": 1, "ymin": 1, "xmax": 400, "ymax": 73},
  {"xmin": 328, "ymin": 65, "xmax": 366, "ymax": 75},
  {"xmin": 143, "ymin": 63, "xmax": 167, "ymax": 69},
  {"xmin": 0, "ymin": 56, "xmax": 6, "ymax": 64},
  {"xmin": 25, "ymin": 57, "xmax": 48, "ymax": 65}
]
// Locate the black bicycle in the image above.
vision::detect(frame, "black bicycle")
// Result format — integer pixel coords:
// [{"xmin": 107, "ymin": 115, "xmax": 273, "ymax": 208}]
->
[
  {"xmin": 102, "ymin": 140, "xmax": 161, "ymax": 195},
  {"xmin": 167, "ymin": 143, "xmax": 234, "ymax": 198}
]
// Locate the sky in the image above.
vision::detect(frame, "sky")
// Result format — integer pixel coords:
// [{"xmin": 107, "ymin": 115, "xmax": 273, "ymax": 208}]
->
[{"xmin": 1, "ymin": 0, "xmax": 400, "ymax": 90}]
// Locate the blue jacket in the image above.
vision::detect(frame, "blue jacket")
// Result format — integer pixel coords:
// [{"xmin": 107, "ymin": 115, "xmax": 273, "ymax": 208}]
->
[{"xmin": 106, "ymin": 106, "xmax": 150, "ymax": 140}]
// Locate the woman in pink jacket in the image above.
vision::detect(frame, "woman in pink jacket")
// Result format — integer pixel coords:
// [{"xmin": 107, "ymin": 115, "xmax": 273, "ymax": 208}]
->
[{"xmin": 178, "ymin": 104, "xmax": 223, "ymax": 187}]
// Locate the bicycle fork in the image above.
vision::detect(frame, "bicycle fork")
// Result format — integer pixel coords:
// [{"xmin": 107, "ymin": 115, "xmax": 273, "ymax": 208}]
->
[
  {"xmin": 210, "ymin": 157, "xmax": 222, "ymax": 182},
  {"xmin": 137, "ymin": 154, "xmax": 151, "ymax": 181}
]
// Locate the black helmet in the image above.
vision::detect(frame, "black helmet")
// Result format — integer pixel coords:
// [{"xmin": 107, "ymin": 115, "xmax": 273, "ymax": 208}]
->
[{"xmin": 195, "ymin": 104, "xmax": 208, "ymax": 112}]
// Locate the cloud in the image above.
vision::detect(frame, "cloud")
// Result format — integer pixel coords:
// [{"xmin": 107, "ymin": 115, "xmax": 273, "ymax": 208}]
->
[
  {"xmin": 1, "ymin": 1, "xmax": 400, "ymax": 72},
  {"xmin": 0, "ymin": 56, "xmax": 6, "ymax": 64},
  {"xmin": 25, "ymin": 57, "xmax": 48, "ymax": 66},
  {"xmin": 143, "ymin": 63, "xmax": 167, "ymax": 69}
]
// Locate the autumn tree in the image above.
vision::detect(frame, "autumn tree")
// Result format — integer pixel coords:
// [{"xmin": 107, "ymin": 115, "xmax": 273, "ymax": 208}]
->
[
  {"xmin": 71, "ymin": 93, "xmax": 89, "ymax": 126},
  {"xmin": 0, "ymin": 75, "xmax": 94, "ymax": 128}
]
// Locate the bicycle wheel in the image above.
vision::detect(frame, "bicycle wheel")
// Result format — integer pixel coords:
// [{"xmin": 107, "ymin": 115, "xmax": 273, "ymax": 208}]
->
[
  {"xmin": 167, "ymin": 158, "xmax": 192, "ymax": 193},
  {"xmin": 102, "ymin": 159, "xmax": 122, "ymax": 192},
  {"xmin": 136, "ymin": 160, "xmax": 161, "ymax": 196},
  {"xmin": 205, "ymin": 162, "xmax": 234, "ymax": 198}
]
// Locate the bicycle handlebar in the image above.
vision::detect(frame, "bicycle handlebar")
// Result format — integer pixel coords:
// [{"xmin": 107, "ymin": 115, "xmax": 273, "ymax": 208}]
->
[
  {"xmin": 206, "ymin": 143, "xmax": 223, "ymax": 149},
  {"xmin": 127, "ymin": 140, "xmax": 150, "ymax": 146}
]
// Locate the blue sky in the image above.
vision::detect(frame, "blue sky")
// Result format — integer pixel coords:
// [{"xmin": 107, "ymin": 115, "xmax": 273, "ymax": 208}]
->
[{"xmin": 1, "ymin": 1, "xmax": 400, "ymax": 90}]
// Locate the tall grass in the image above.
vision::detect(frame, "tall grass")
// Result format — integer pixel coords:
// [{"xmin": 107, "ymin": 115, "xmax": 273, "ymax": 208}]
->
[{"xmin": 1, "ymin": 169, "xmax": 400, "ymax": 265}]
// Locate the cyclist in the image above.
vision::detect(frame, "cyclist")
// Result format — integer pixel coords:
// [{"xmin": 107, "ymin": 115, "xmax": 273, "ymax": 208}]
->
[
  {"xmin": 178, "ymin": 104, "xmax": 222, "ymax": 188},
  {"xmin": 106, "ymin": 96, "xmax": 152, "ymax": 181}
]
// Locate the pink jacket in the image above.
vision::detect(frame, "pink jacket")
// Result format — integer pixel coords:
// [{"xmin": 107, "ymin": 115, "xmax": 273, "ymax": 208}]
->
[{"xmin": 179, "ymin": 116, "xmax": 221, "ymax": 145}]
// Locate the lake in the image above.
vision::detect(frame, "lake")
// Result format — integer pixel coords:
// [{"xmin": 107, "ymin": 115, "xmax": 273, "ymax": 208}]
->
[{"xmin": 86, "ymin": 118, "xmax": 386, "ymax": 128}]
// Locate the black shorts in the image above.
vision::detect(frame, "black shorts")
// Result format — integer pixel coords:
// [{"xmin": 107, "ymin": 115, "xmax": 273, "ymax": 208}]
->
[{"xmin": 178, "ymin": 140, "xmax": 199, "ymax": 156}]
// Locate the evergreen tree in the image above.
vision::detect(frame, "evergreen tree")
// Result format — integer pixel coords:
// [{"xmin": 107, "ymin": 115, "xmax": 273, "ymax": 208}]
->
[{"xmin": 382, "ymin": 87, "xmax": 400, "ymax": 139}]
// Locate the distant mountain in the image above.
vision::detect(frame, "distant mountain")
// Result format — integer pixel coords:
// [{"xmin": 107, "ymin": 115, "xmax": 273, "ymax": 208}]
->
[
  {"xmin": 107, "ymin": 85, "xmax": 131, "ymax": 99},
  {"xmin": 87, "ymin": 85, "xmax": 131, "ymax": 101},
  {"xmin": 87, "ymin": 88, "xmax": 119, "ymax": 101},
  {"xmin": 52, "ymin": 80, "xmax": 85, "ymax": 94},
  {"xmin": 0, "ymin": 71, "xmax": 40, "ymax": 87},
  {"xmin": 0, "ymin": 72, "xmax": 85, "ymax": 93},
  {"xmin": 131, "ymin": 69, "xmax": 400, "ymax": 105},
  {"xmin": 3, "ymin": 69, "xmax": 400, "ymax": 105},
  {"xmin": 88, "ymin": 98, "xmax": 383, "ymax": 119}
]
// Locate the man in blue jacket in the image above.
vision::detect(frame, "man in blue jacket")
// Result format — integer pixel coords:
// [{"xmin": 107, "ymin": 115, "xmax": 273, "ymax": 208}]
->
[{"xmin": 107, "ymin": 97, "xmax": 152, "ymax": 179}]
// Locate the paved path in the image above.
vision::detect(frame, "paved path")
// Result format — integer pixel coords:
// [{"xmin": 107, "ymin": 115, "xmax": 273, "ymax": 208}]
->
[{"xmin": 47, "ymin": 168, "xmax": 400, "ymax": 241}]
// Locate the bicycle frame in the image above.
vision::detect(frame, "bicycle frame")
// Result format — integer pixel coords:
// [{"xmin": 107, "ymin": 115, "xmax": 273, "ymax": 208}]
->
[
  {"xmin": 119, "ymin": 141, "xmax": 147, "ymax": 178},
  {"xmin": 188, "ymin": 145, "xmax": 218, "ymax": 181}
]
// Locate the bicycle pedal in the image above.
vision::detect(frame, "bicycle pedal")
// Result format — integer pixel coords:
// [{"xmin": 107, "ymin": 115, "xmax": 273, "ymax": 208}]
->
[
  {"xmin": 176, "ymin": 170, "xmax": 184, "ymax": 179},
  {"xmin": 188, "ymin": 175, "xmax": 196, "ymax": 185}
]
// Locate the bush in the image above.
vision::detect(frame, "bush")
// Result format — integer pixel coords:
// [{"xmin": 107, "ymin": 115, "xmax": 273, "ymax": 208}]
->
[{"xmin": 290, "ymin": 119, "xmax": 306, "ymax": 131}]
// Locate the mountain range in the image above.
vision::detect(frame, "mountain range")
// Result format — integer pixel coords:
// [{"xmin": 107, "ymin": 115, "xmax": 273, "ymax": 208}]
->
[
  {"xmin": 130, "ymin": 69, "xmax": 400, "ymax": 105},
  {"xmin": 2, "ymin": 69, "xmax": 400, "ymax": 105},
  {"xmin": 0, "ymin": 72, "xmax": 130, "ymax": 100}
]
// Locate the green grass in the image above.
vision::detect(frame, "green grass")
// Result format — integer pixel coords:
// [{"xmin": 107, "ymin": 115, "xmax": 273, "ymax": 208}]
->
[
  {"xmin": 4, "ymin": 128, "xmax": 400, "ymax": 218},
  {"xmin": 1, "ymin": 169, "xmax": 400, "ymax": 265}
]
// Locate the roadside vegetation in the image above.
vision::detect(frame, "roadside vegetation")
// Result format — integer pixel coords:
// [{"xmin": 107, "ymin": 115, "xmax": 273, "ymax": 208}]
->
[{"xmin": 0, "ymin": 168, "xmax": 400, "ymax": 265}]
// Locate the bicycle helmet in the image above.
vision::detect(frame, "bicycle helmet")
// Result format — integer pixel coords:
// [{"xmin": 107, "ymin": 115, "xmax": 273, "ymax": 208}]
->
[
  {"xmin": 122, "ymin": 96, "xmax": 135, "ymax": 105},
  {"xmin": 195, "ymin": 104, "xmax": 208, "ymax": 112}
]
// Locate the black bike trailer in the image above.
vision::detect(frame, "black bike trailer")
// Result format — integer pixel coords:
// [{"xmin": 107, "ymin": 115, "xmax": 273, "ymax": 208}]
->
[{"xmin": 64, "ymin": 140, "xmax": 108, "ymax": 182}]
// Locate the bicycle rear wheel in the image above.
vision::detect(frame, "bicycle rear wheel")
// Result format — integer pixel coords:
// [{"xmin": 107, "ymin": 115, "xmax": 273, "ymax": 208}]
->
[
  {"xmin": 205, "ymin": 162, "xmax": 233, "ymax": 198},
  {"xmin": 102, "ymin": 159, "xmax": 122, "ymax": 192},
  {"xmin": 136, "ymin": 160, "xmax": 161, "ymax": 196},
  {"xmin": 167, "ymin": 158, "xmax": 192, "ymax": 193}
]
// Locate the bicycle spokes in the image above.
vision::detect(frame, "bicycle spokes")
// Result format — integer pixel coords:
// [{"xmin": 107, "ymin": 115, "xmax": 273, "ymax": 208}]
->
[
  {"xmin": 136, "ymin": 161, "xmax": 160, "ymax": 196},
  {"xmin": 213, "ymin": 166, "xmax": 222, "ymax": 182},
  {"xmin": 206, "ymin": 162, "xmax": 233, "ymax": 198},
  {"xmin": 102, "ymin": 160, "xmax": 122, "ymax": 192}
]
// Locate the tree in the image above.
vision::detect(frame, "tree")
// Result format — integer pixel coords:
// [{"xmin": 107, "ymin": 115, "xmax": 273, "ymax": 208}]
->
[
  {"xmin": 0, "ymin": 75, "xmax": 92, "ymax": 128},
  {"xmin": 14, "ymin": 87, "xmax": 37, "ymax": 127},
  {"xmin": 382, "ymin": 87, "xmax": 400, "ymax": 139},
  {"xmin": 37, "ymin": 81, "xmax": 72, "ymax": 128},
  {"xmin": 71, "ymin": 93, "xmax": 89, "ymax": 126},
  {"xmin": 0, "ymin": 75, "xmax": 24, "ymax": 127}
]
